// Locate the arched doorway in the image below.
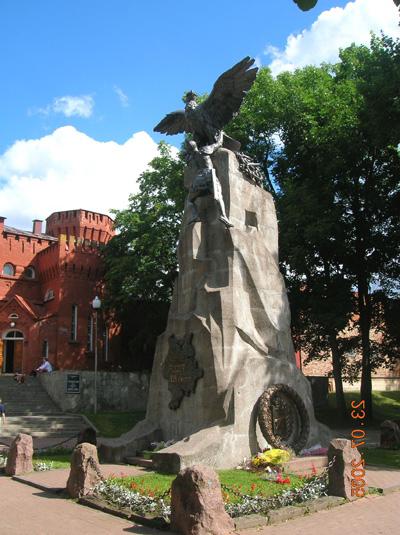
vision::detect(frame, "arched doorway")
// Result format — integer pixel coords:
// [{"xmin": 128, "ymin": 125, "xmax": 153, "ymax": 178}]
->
[{"xmin": 0, "ymin": 330, "xmax": 24, "ymax": 373}]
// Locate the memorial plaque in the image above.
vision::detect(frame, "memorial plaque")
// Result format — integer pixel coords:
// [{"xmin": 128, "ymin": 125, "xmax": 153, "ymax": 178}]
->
[
  {"xmin": 66, "ymin": 373, "xmax": 80, "ymax": 394},
  {"xmin": 162, "ymin": 333, "xmax": 203, "ymax": 410}
]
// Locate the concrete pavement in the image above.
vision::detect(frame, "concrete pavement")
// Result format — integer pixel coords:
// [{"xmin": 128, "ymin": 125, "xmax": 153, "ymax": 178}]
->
[
  {"xmin": 0, "ymin": 476, "xmax": 164, "ymax": 535},
  {"xmin": 245, "ymin": 492, "xmax": 400, "ymax": 535},
  {"xmin": 2, "ymin": 460, "xmax": 400, "ymax": 535},
  {"xmin": 1, "ymin": 474, "xmax": 399, "ymax": 535}
]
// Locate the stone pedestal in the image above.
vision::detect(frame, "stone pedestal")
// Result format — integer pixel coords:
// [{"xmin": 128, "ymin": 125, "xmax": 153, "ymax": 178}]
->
[
  {"xmin": 99, "ymin": 149, "xmax": 330, "ymax": 469},
  {"xmin": 5, "ymin": 433, "xmax": 33, "ymax": 476}
]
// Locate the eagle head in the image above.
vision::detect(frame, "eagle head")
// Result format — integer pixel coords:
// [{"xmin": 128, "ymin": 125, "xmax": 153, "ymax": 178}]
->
[{"xmin": 184, "ymin": 91, "xmax": 198, "ymax": 104}]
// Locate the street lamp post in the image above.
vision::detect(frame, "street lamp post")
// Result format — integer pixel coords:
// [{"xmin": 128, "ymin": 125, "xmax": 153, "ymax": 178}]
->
[{"xmin": 92, "ymin": 296, "xmax": 101, "ymax": 414}]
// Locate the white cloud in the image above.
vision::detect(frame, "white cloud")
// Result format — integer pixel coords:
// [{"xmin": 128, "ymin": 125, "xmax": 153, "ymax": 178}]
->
[
  {"xmin": 52, "ymin": 95, "xmax": 94, "ymax": 117},
  {"xmin": 113, "ymin": 85, "xmax": 129, "ymax": 107},
  {"xmin": 32, "ymin": 95, "xmax": 95, "ymax": 118},
  {"xmin": 0, "ymin": 126, "xmax": 160, "ymax": 230},
  {"xmin": 266, "ymin": 0, "xmax": 400, "ymax": 76}
]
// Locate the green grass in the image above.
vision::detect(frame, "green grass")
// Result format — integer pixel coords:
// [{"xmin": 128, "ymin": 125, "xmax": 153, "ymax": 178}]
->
[
  {"xmin": 108, "ymin": 470, "xmax": 306, "ymax": 503},
  {"xmin": 364, "ymin": 448, "xmax": 400, "ymax": 469},
  {"xmin": 33, "ymin": 448, "xmax": 72, "ymax": 469},
  {"xmin": 315, "ymin": 391, "xmax": 400, "ymax": 428},
  {"xmin": 370, "ymin": 391, "xmax": 400, "ymax": 422},
  {"xmin": 83, "ymin": 411, "xmax": 145, "ymax": 437}
]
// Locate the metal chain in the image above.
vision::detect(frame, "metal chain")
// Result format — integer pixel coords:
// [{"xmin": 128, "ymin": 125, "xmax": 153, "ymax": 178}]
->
[
  {"xmin": 34, "ymin": 434, "xmax": 79, "ymax": 452},
  {"xmin": 0, "ymin": 433, "xmax": 79, "ymax": 452},
  {"xmin": 158, "ymin": 487, "xmax": 171, "ymax": 500}
]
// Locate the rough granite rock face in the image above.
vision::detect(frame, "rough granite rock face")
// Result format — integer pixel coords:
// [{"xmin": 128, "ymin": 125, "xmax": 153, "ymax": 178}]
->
[
  {"xmin": 5, "ymin": 433, "xmax": 33, "ymax": 476},
  {"xmin": 328, "ymin": 438, "xmax": 363, "ymax": 500},
  {"xmin": 99, "ymin": 148, "xmax": 330, "ymax": 468},
  {"xmin": 171, "ymin": 465, "xmax": 235, "ymax": 535},
  {"xmin": 66, "ymin": 442, "xmax": 102, "ymax": 498},
  {"xmin": 380, "ymin": 420, "xmax": 400, "ymax": 449}
]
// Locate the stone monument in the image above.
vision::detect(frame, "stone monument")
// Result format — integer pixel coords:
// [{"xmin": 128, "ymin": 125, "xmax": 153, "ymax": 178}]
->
[{"xmin": 99, "ymin": 57, "xmax": 329, "ymax": 470}]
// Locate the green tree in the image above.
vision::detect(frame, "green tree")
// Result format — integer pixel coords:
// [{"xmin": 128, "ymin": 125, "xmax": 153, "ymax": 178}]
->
[
  {"xmin": 228, "ymin": 36, "xmax": 400, "ymax": 419},
  {"xmin": 102, "ymin": 142, "xmax": 185, "ymax": 369},
  {"xmin": 293, "ymin": 0, "xmax": 318, "ymax": 11},
  {"xmin": 333, "ymin": 37, "xmax": 400, "ymax": 416}
]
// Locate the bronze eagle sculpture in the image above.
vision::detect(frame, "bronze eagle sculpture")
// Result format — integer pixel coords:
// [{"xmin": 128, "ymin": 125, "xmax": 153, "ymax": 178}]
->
[{"xmin": 153, "ymin": 57, "xmax": 258, "ymax": 149}]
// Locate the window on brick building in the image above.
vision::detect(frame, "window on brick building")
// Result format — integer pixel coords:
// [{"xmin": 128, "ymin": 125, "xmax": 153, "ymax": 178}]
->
[
  {"xmin": 42, "ymin": 340, "xmax": 49, "ymax": 359},
  {"xmin": 4, "ymin": 330, "xmax": 24, "ymax": 339},
  {"xmin": 24, "ymin": 266, "xmax": 36, "ymax": 279},
  {"xmin": 87, "ymin": 315, "xmax": 93, "ymax": 351},
  {"xmin": 71, "ymin": 305, "xmax": 78, "ymax": 341},
  {"xmin": 2, "ymin": 263, "xmax": 15, "ymax": 276}
]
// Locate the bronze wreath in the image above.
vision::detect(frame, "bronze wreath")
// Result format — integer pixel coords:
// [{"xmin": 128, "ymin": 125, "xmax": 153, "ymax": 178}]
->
[{"xmin": 257, "ymin": 384, "xmax": 310, "ymax": 453}]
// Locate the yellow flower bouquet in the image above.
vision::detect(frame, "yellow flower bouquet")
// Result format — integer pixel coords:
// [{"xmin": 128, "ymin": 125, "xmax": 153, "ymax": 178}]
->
[{"xmin": 251, "ymin": 448, "xmax": 291, "ymax": 469}]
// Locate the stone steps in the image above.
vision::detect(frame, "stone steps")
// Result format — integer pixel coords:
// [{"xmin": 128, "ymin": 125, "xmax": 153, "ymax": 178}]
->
[
  {"xmin": 124, "ymin": 456, "xmax": 153, "ymax": 468},
  {"xmin": 0, "ymin": 375, "xmax": 63, "ymax": 415},
  {"xmin": 282, "ymin": 455, "xmax": 328, "ymax": 475},
  {"xmin": 0, "ymin": 376, "xmax": 91, "ymax": 440},
  {"xmin": 0, "ymin": 415, "xmax": 89, "ymax": 438}
]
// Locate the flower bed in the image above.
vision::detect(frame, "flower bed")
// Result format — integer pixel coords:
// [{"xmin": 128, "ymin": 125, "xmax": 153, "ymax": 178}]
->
[{"xmin": 94, "ymin": 469, "xmax": 328, "ymax": 519}]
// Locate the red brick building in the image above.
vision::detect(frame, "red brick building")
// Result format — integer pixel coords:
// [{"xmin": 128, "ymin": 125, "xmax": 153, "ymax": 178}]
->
[{"xmin": 0, "ymin": 209, "xmax": 116, "ymax": 374}]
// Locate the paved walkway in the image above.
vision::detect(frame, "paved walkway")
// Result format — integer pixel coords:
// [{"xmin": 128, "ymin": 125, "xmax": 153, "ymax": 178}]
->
[
  {"xmin": 1, "ymin": 474, "xmax": 399, "ymax": 535},
  {"xmin": 0, "ymin": 476, "xmax": 163, "ymax": 535},
  {"xmin": 247, "ymin": 491, "xmax": 400, "ymax": 535}
]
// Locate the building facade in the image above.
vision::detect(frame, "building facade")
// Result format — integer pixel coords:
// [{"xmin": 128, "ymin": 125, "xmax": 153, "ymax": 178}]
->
[
  {"xmin": 297, "ymin": 349, "xmax": 400, "ymax": 392},
  {"xmin": 0, "ymin": 209, "xmax": 116, "ymax": 374}
]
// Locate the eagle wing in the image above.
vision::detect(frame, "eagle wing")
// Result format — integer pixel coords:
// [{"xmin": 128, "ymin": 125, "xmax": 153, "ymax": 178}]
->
[
  {"xmin": 201, "ymin": 57, "xmax": 258, "ymax": 130},
  {"xmin": 154, "ymin": 110, "xmax": 187, "ymax": 135}
]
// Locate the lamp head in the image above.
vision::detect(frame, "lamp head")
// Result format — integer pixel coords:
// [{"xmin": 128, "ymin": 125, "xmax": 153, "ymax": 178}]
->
[{"xmin": 92, "ymin": 296, "xmax": 102, "ymax": 309}]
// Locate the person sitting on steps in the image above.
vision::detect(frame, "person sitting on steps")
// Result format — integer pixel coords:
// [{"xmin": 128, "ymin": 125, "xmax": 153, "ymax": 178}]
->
[
  {"xmin": 30, "ymin": 357, "xmax": 53, "ymax": 376},
  {"xmin": 13, "ymin": 370, "xmax": 26, "ymax": 384}
]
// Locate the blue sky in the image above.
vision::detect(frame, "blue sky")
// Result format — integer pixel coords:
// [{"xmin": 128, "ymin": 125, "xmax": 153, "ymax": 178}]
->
[
  {"xmin": 0, "ymin": 0, "xmax": 399, "ymax": 228},
  {"xmin": 0, "ymin": 0, "xmax": 348, "ymax": 151}
]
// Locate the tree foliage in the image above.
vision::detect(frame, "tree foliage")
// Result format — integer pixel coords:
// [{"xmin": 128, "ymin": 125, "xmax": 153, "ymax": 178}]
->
[
  {"xmin": 103, "ymin": 142, "xmax": 185, "ymax": 308},
  {"xmin": 228, "ymin": 35, "xmax": 400, "ymax": 418},
  {"xmin": 102, "ymin": 142, "xmax": 185, "ymax": 369},
  {"xmin": 293, "ymin": 0, "xmax": 399, "ymax": 11}
]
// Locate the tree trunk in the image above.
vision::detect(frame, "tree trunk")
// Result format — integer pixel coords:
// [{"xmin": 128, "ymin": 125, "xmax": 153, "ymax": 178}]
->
[
  {"xmin": 358, "ymin": 282, "xmax": 373, "ymax": 420},
  {"xmin": 351, "ymin": 171, "xmax": 374, "ymax": 421},
  {"xmin": 329, "ymin": 333, "xmax": 347, "ymax": 419}
]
